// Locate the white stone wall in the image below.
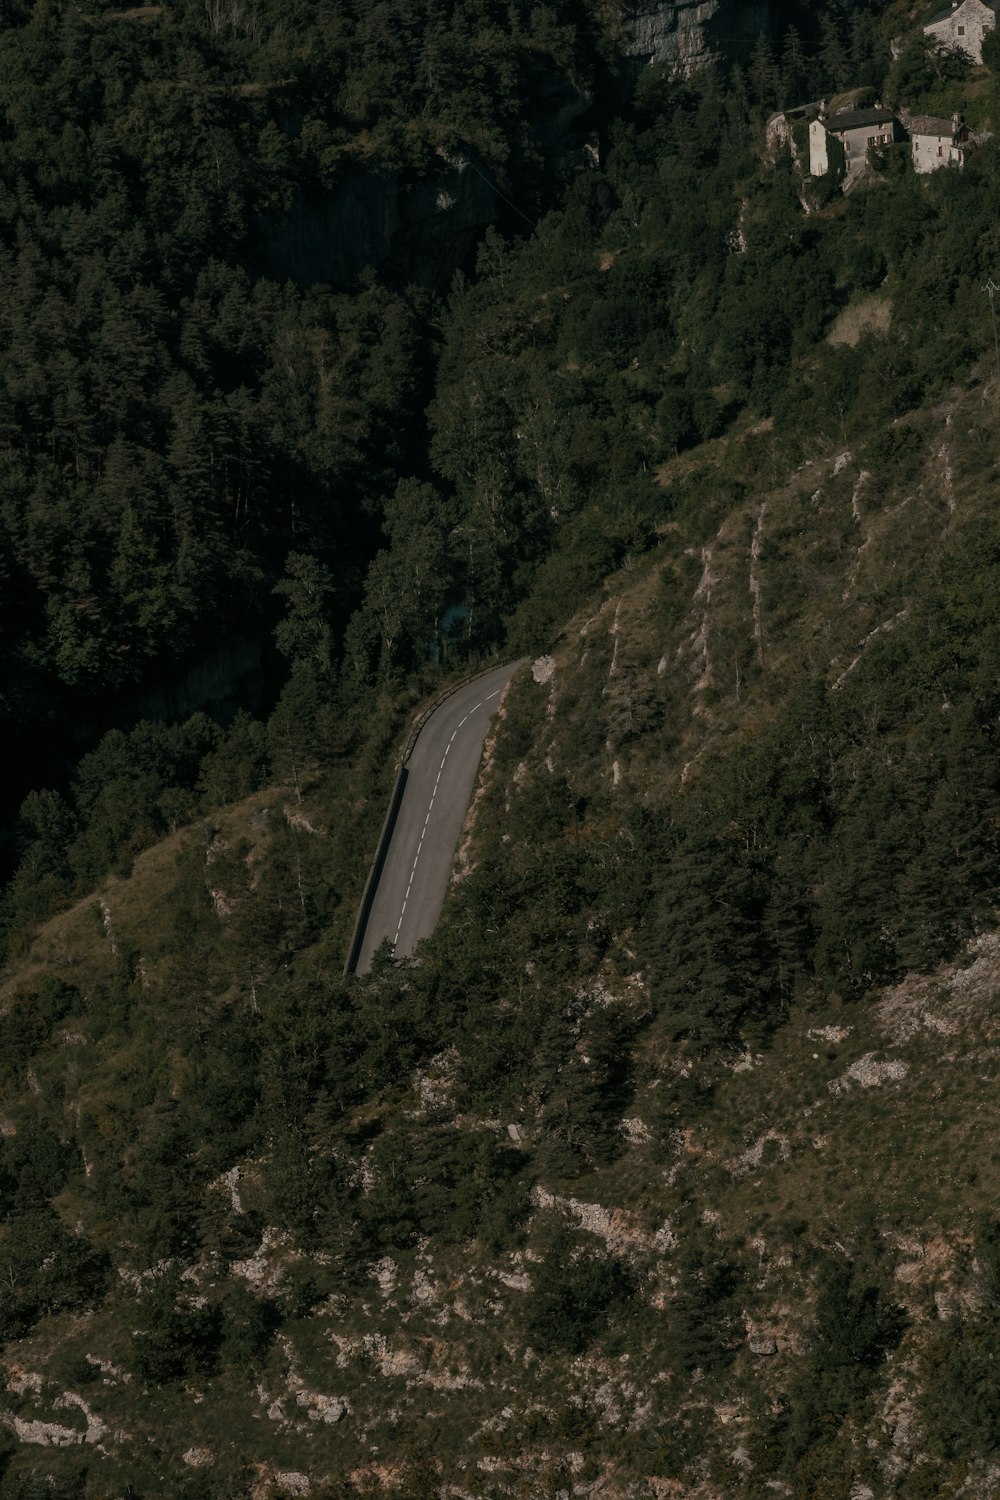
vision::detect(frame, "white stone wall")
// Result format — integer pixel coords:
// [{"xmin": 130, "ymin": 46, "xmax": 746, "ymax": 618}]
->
[
  {"xmin": 924, "ymin": 0, "xmax": 996, "ymax": 63},
  {"xmin": 810, "ymin": 119, "xmax": 898, "ymax": 184},
  {"xmin": 809, "ymin": 119, "xmax": 829, "ymax": 176},
  {"xmin": 839, "ymin": 123, "xmax": 894, "ymax": 162},
  {"xmin": 912, "ymin": 132, "xmax": 965, "ymax": 172}
]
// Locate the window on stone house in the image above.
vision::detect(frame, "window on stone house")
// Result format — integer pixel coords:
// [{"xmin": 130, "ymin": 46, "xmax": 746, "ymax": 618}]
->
[{"xmin": 958, "ymin": 25, "xmax": 965, "ymax": 34}]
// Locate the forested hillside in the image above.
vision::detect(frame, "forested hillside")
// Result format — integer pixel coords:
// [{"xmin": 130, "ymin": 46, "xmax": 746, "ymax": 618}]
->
[
  {"xmin": 0, "ymin": 0, "xmax": 618, "ymax": 851},
  {"xmin": 0, "ymin": 0, "xmax": 906, "ymax": 843},
  {"xmin": 4, "ymin": 0, "xmax": 1000, "ymax": 1495}
]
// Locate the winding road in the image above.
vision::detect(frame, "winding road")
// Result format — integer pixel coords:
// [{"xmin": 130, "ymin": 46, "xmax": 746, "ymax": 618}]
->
[{"xmin": 352, "ymin": 661, "xmax": 522, "ymax": 975}]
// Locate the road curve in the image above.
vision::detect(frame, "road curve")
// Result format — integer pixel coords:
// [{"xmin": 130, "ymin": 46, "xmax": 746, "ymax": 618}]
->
[{"xmin": 354, "ymin": 661, "xmax": 522, "ymax": 974}]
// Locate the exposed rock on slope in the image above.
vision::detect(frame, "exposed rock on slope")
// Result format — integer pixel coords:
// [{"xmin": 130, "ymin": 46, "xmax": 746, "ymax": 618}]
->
[
  {"xmin": 262, "ymin": 75, "xmax": 594, "ymax": 289},
  {"xmin": 262, "ymin": 6, "xmax": 774, "ymax": 288},
  {"xmin": 618, "ymin": 0, "xmax": 774, "ymax": 74},
  {"xmin": 5, "ymin": 378, "xmax": 1000, "ymax": 1491}
]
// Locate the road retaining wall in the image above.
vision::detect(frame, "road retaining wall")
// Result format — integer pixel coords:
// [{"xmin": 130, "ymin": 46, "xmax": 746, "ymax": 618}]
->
[
  {"xmin": 342, "ymin": 657, "xmax": 520, "ymax": 976},
  {"xmin": 342, "ymin": 766, "xmax": 409, "ymax": 976}
]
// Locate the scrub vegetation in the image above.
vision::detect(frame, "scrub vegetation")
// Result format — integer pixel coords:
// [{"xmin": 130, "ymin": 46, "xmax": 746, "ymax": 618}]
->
[{"xmin": 3, "ymin": 0, "xmax": 1000, "ymax": 1495}]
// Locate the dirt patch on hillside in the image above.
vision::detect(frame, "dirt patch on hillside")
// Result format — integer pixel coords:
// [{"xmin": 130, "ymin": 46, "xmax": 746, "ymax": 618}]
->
[{"xmin": 828, "ymin": 295, "xmax": 891, "ymax": 347}]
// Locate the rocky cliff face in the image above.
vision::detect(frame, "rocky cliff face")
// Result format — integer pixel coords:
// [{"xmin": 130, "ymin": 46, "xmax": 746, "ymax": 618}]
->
[
  {"xmin": 262, "ymin": 64, "xmax": 598, "ymax": 292},
  {"xmin": 261, "ymin": 155, "xmax": 500, "ymax": 291},
  {"xmin": 619, "ymin": 0, "xmax": 774, "ymax": 73},
  {"xmin": 261, "ymin": 6, "xmax": 771, "ymax": 290}
]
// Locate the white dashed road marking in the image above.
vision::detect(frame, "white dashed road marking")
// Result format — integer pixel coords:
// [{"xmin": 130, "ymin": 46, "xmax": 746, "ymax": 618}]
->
[
  {"xmin": 395, "ymin": 710, "xmax": 465, "ymax": 944},
  {"xmin": 389, "ymin": 680, "xmax": 509, "ymax": 949}
]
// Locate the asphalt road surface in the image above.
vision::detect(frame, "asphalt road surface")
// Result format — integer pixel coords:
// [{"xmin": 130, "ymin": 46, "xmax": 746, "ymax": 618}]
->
[{"xmin": 355, "ymin": 661, "xmax": 522, "ymax": 974}]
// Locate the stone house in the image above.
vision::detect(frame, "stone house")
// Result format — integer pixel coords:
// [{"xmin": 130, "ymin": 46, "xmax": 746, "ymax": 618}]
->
[
  {"xmin": 809, "ymin": 107, "xmax": 902, "ymax": 188},
  {"xmin": 907, "ymin": 112, "xmax": 970, "ymax": 170},
  {"xmin": 923, "ymin": 0, "xmax": 997, "ymax": 63},
  {"xmin": 765, "ymin": 101, "xmax": 823, "ymax": 163}
]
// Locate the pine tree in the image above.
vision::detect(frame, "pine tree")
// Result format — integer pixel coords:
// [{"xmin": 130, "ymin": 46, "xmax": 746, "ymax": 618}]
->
[
  {"xmin": 749, "ymin": 33, "xmax": 780, "ymax": 111},
  {"xmin": 818, "ymin": 14, "xmax": 850, "ymax": 93},
  {"xmin": 780, "ymin": 26, "xmax": 808, "ymax": 106},
  {"xmin": 273, "ymin": 552, "xmax": 335, "ymax": 675}
]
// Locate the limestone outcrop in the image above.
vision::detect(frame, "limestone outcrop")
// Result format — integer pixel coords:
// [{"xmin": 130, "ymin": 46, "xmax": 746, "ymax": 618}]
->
[
  {"xmin": 618, "ymin": 0, "xmax": 773, "ymax": 74},
  {"xmin": 262, "ymin": 5, "xmax": 775, "ymax": 289}
]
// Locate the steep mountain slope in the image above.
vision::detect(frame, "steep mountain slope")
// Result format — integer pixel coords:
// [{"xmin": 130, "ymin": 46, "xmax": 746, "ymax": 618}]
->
[
  {"xmin": 5, "ymin": 5, "xmax": 1000, "ymax": 1496},
  {"xmin": 0, "ymin": 0, "xmax": 903, "ymax": 845},
  {"xmin": 3, "ymin": 365, "xmax": 1000, "ymax": 1497}
]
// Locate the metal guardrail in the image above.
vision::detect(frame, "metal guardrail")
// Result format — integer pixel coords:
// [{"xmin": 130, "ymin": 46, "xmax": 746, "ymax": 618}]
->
[
  {"xmin": 342, "ymin": 764, "xmax": 409, "ymax": 977},
  {"xmin": 342, "ymin": 658, "xmax": 520, "ymax": 977},
  {"xmin": 398, "ymin": 658, "xmax": 519, "ymax": 768}
]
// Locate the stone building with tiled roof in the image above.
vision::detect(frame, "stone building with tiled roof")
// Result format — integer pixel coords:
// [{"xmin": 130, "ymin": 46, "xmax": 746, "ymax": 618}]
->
[
  {"xmin": 924, "ymin": 0, "xmax": 997, "ymax": 63},
  {"xmin": 906, "ymin": 112, "xmax": 970, "ymax": 171},
  {"xmin": 809, "ymin": 107, "xmax": 903, "ymax": 189}
]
